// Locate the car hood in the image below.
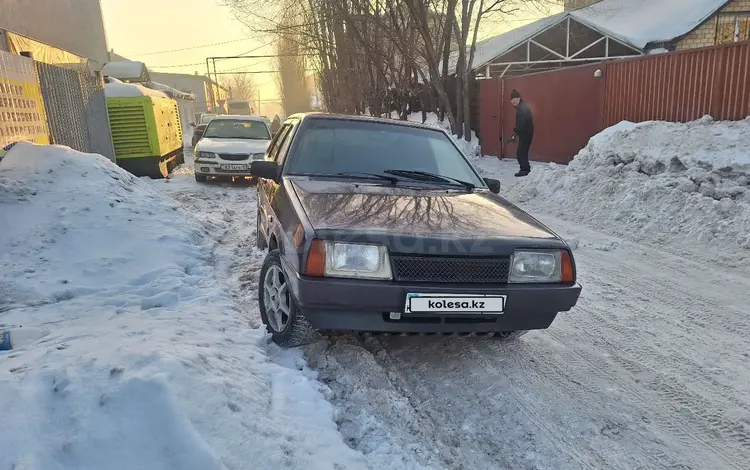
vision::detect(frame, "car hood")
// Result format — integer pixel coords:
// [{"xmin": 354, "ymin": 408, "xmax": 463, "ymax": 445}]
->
[
  {"xmin": 290, "ymin": 178, "xmax": 559, "ymax": 241},
  {"xmin": 197, "ymin": 137, "xmax": 270, "ymax": 154}
]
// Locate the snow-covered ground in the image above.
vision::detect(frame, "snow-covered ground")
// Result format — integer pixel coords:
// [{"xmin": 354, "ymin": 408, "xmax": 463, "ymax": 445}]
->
[
  {"xmin": 0, "ymin": 144, "xmax": 367, "ymax": 470},
  {"xmin": 2, "ymin": 115, "xmax": 750, "ymax": 470}
]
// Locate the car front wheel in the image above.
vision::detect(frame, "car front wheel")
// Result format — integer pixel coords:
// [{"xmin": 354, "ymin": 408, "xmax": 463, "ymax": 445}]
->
[{"xmin": 258, "ymin": 250, "xmax": 316, "ymax": 347}]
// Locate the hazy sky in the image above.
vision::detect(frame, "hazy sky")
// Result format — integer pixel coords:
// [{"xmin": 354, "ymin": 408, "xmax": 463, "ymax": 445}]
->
[
  {"xmin": 99, "ymin": 0, "xmax": 560, "ymax": 115},
  {"xmin": 100, "ymin": 0, "xmax": 283, "ymax": 115}
]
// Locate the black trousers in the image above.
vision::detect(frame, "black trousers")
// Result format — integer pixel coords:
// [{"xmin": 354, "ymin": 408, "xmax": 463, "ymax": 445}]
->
[{"xmin": 516, "ymin": 137, "xmax": 532, "ymax": 172}]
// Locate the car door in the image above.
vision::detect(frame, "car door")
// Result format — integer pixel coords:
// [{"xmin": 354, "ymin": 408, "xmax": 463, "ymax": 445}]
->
[{"xmin": 257, "ymin": 121, "xmax": 297, "ymax": 245}]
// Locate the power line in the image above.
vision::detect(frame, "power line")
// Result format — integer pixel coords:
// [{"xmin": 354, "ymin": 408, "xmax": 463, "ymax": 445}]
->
[
  {"xmin": 130, "ymin": 37, "xmax": 255, "ymax": 57},
  {"xmin": 150, "ymin": 41, "xmax": 275, "ymax": 70}
]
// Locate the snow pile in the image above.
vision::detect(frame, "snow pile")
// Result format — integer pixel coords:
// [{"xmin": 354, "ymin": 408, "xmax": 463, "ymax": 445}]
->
[
  {"xmin": 507, "ymin": 116, "xmax": 750, "ymax": 266},
  {"xmin": 104, "ymin": 78, "xmax": 169, "ymax": 99},
  {"xmin": 0, "ymin": 143, "xmax": 367, "ymax": 470}
]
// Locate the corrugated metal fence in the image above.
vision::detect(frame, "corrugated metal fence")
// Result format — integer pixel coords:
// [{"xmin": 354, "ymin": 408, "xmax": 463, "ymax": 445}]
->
[
  {"xmin": 36, "ymin": 62, "xmax": 114, "ymax": 160},
  {"xmin": 604, "ymin": 41, "xmax": 750, "ymax": 125},
  {"xmin": 480, "ymin": 40, "xmax": 750, "ymax": 163}
]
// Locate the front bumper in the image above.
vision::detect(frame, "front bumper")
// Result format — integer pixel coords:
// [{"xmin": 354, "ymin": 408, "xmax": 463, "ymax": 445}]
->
[
  {"xmin": 194, "ymin": 159, "xmax": 258, "ymax": 177},
  {"xmin": 282, "ymin": 259, "xmax": 582, "ymax": 333}
]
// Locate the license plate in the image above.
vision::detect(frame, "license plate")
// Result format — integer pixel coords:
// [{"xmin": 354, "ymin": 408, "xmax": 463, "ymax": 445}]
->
[
  {"xmin": 220, "ymin": 164, "xmax": 248, "ymax": 171},
  {"xmin": 405, "ymin": 293, "xmax": 506, "ymax": 314}
]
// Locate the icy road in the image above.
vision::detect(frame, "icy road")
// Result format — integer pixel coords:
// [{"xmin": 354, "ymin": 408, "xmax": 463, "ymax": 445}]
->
[{"xmin": 156, "ymin": 154, "xmax": 750, "ymax": 470}]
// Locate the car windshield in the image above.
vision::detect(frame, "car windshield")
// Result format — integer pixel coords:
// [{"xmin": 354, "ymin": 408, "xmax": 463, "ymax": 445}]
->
[
  {"xmin": 203, "ymin": 119, "xmax": 270, "ymax": 140},
  {"xmin": 286, "ymin": 119, "xmax": 484, "ymax": 187}
]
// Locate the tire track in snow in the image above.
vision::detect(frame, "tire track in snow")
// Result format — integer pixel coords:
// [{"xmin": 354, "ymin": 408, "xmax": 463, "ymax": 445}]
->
[{"xmin": 308, "ymin": 217, "xmax": 750, "ymax": 470}]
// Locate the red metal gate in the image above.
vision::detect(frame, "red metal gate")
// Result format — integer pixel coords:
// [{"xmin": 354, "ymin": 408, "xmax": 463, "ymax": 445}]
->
[
  {"xmin": 479, "ymin": 78, "xmax": 502, "ymax": 157},
  {"xmin": 502, "ymin": 63, "xmax": 606, "ymax": 164}
]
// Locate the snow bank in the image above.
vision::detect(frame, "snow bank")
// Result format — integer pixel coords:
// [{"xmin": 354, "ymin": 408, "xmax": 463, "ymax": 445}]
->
[
  {"xmin": 105, "ymin": 80, "xmax": 169, "ymax": 99},
  {"xmin": 506, "ymin": 116, "xmax": 750, "ymax": 267},
  {"xmin": 0, "ymin": 143, "xmax": 367, "ymax": 470}
]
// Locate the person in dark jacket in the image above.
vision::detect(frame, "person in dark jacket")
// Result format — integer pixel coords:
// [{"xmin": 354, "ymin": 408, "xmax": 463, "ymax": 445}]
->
[
  {"xmin": 510, "ymin": 89, "xmax": 534, "ymax": 177},
  {"xmin": 270, "ymin": 114, "xmax": 281, "ymax": 135}
]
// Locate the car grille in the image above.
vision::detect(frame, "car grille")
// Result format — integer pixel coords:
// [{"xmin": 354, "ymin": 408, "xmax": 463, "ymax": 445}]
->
[
  {"xmin": 219, "ymin": 153, "xmax": 249, "ymax": 161},
  {"xmin": 390, "ymin": 255, "xmax": 510, "ymax": 283}
]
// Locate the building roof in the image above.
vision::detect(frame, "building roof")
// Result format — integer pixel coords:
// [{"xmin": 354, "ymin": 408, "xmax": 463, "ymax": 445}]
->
[
  {"xmin": 101, "ymin": 60, "xmax": 150, "ymax": 82},
  {"xmin": 470, "ymin": 0, "xmax": 729, "ymax": 70},
  {"xmin": 574, "ymin": 0, "xmax": 729, "ymax": 49}
]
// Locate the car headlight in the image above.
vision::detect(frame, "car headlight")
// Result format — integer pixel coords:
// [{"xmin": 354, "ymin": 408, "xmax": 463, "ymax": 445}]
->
[
  {"xmin": 198, "ymin": 151, "xmax": 217, "ymax": 159},
  {"xmin": 306, "ymin": 241, "xmax": 392, "ymax": 279},
  {"xmin": 509, "ymin": 249, "xmax": 562, "ymax": 283},
  {"xmin": 252, "ymin": 152, "xmax": 265, "ymax": 160}
]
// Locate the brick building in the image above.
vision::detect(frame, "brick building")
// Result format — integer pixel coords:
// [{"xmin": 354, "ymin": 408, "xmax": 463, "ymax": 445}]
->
[{"xmin": 677, "ymin": 0, "xmax": 750, "ymax": 49}]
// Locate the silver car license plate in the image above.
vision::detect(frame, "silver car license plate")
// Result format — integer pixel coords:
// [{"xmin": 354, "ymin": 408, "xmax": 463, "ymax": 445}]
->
[
  {"xmin": 404, "ymin": 293, "xmax": 506, "ymax": 314},
  {"xmin": 220, "ymin": 164, "xmax": 248, "ymax": 171}
]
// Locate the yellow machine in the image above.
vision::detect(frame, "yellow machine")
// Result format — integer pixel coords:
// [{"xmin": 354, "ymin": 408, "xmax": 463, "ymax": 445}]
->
[{"xmin": 106, "ymin": 95, "xmax": 184, "ymax": 178}]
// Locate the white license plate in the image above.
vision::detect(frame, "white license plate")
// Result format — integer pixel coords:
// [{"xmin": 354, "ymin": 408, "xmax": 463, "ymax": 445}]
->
[
  {"xmin": 220, "ymin": 164, "xmax": 248, "ymax": 171},
  {"xmin": 405, "ymin": 293, "xmax": 506, "ymax": 314}
]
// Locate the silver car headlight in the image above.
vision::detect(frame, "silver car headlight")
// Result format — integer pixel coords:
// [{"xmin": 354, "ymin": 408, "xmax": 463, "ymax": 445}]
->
[
  {"xmin": 509, "ymin": 249, "xmax": 562, "ymax": 283},
  {"xmin": 324, "ymin": 242, "xmax": 392, "ymax": 279},
  {"xmin": 198, "ymin": 151, "xmax": 217, "ymax": 159},
  {"xmin": 252, "ymin": 152, "xmax": 265, "ymax": 160}
]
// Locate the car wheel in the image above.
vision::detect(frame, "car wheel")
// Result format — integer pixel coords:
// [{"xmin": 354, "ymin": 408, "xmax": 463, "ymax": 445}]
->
[
  {"xmin": 195, "ymin": 173, "xmax": 208, "ymax": 182},
  {"xmin": 256, "ymin": 209, "xmax": 268, "ymax": 250},
  {"xmin": 259, "ymin": 250, "xmax": 316, "ymax": 347},
  {"xmin": 492, "ymin": 330, "xmax": 528, "ymax": 341}
]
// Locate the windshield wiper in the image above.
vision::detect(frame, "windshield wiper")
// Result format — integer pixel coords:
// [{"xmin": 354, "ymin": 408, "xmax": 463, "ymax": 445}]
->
[
  {"xmin": 334, "ymin": 172, "xmax": 400, "ymax": 184},
  {"xmin": 293, "ymin": 172, "xmax": 400, "ymax": 184},
  {"xmin": 383, "ymin": 169, "xmax": 475, "ymax": 191}
]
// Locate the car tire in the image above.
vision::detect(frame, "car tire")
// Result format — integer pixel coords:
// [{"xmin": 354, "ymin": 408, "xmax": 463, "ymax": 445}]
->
[
  {"xmin": 195, "ymin": 173, "xmax": 208, "ymax": 182},
  {"xmin": 258, "ymin": 250, "xmax": 316, "ymax": 347},
  {"xmin": 492, "ymin": 330, "xmax": 528, "ymax": 341},
  {"xmin": 256, "ymin": 209, "xmax": 268, "ymax": 250}
]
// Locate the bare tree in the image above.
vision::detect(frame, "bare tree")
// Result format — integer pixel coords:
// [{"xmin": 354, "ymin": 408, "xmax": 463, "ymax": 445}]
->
[
  {"xmin": 275, "ymin": 6, "xmax": 312, "ymax": 114},
  {"xmin": 220, "ymin": 74, "xmax": 255, "ymax": 101},
  {"xmin": 224, "ymin": 0, "xmax": 558, "ymax": 138}
]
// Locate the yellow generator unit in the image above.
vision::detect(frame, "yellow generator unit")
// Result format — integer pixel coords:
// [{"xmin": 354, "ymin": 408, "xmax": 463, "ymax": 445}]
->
[{"xmin": 106, "ymin": 95, "xmax": 184, "ymax": 178}]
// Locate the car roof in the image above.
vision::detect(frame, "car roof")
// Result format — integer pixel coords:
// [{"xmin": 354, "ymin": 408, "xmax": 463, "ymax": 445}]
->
[
  {"xmin": 285, "ymin": 112, "xmax": 450, "ymax": 133},
  {"xmin": 211, "ymin": 115, "xmax": 265, "ymax": 122}
]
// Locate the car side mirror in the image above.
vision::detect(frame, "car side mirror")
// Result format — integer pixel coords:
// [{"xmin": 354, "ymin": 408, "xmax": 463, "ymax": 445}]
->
[
  {"xmin": 251, "ymin": 160, "xmax": 280, "ymax": 182},
  {"xmin": 189, "ymin": 122, "xmax": 195, "ymax": 127},
  {"xmin": 484, "ymin": 178, "xmax": 501, "ymax": 194},
  {"xmin": 271, "ymin": 131, "xmax": 277, "ymax": 138}
]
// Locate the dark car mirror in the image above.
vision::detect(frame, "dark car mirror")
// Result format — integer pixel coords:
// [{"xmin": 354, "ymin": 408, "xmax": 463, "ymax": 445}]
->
[
  {"xmin": 251, "ymin": 160, "xmax": 280, "ymax": 181},
  {"xmin": 189, "ymin": 122, "xmax": 195, "ymax": 127},
  {"xmin": 484, "ymin": 178, "xmax": 501, "ymax": 194}
]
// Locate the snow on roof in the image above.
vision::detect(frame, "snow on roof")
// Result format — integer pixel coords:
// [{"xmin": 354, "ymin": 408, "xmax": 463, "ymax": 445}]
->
[
  {"xmin": 101, "ymin": 60, "xmax": 150, "ymax": 82},
  {"xmin": 148, "ymin": 81, "xmax": 196, "ymax": 101},
  {"xmin": 573, "ymin": 0, "xmax": 728, "ymax": 49},
  {"xmin": 104, "ymin": 80, "xmax": 169, "ymax": 99},
  {"xmin": 469, "ymin": 12, "xmax": 567, "ymax": 70},
  {"xmin": 469, "ymin": 0, "xmax": 728, "ymax": 69}
]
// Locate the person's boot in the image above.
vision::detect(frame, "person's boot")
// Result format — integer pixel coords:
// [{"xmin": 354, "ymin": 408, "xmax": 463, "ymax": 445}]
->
[{"xmin": 515, "ymin": 169, "xmax": 530, "ymax": 177}]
